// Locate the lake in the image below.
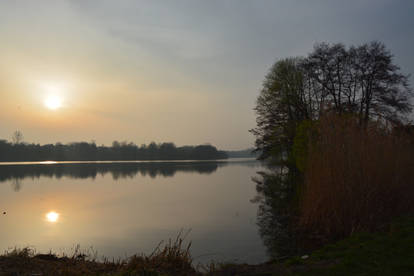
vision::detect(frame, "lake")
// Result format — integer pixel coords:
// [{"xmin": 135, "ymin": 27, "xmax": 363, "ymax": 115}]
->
[{"xmin": 0, "ymin": 158, "xmax": 266, "ymax": 264}]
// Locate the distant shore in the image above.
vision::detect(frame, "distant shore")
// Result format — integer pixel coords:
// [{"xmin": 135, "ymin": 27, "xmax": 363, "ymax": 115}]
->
[{"xmin": 0, "ymin": 140, "xmax": 229, "ymax": 162}]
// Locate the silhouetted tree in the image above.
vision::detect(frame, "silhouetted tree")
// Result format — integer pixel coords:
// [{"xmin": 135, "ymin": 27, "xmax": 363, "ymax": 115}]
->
[
  {"xmin": 251, "ymin": 41, "xmax": 413, "ymax": 257},
  {"xmin": 252, "ymin": 41, "xmax": 412, "ymax": 163},
  {"xmin": 11, "ymin": 130, "xmax": 24, "ymax": 144},
  {"xmin": 303, "ymin": 41, "xmax": 412, "ymax": 124}
]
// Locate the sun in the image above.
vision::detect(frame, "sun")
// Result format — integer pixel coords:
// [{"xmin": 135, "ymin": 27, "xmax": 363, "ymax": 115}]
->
[
  {"xmin": 42, "ymin": 83, "xmax": 65, "ymax": 110},
  {"xmin": 46, "ymin": 211, "xmax": 59, "ymax": 223},
  {"xmin": 44, "ymin": 95, "xmax": 63, "ymax": 110}
]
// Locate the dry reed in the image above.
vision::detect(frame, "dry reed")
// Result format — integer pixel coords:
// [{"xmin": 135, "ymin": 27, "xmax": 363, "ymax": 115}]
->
[{"xmin": 300, "ymin": 114, "xmax": 414, "ymax": 240}]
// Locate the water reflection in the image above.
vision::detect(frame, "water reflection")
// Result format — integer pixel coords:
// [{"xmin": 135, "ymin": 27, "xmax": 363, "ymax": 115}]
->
[
  {"xmin": 11, "ymin": 178, "xmax": 22, "ymax": 192},
  {"xmin": 252, "ymin": 170, "xmax": 301, "ymax": 259},
  {"xmin": 0, "ymin": 160, "xmax": 258, "ymax": 192},
  {"xmin": 0, "ymin": 158, "xmax": 266, "ymax": 264}
]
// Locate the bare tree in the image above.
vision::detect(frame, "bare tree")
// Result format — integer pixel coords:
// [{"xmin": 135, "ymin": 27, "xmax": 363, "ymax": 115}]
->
[
  {"xmin": 253, "ymin": 41, "xmax": 413, "ymax": 164},
  {"xmin": 11, "ymin": 130, "xmax": 24, "ymax": 144},
  {"xmin": 303, "ymin": 41, "xmax": 412, "ymax": 124}
]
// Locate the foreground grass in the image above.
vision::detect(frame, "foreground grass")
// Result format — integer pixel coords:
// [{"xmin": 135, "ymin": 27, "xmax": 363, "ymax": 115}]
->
[
  {"xmin": 1, "ymin": 217, "xmax": 414, "ymax": 275},
  {"xmin": 289, "ymin": 216, "xmax": 414, "ymax": 276},
  {"xmin": 0, "ymin": 236, "xmax": 196, "ymax": 276},
  {"xmin": 210, "ymin": 217, "xmax": 414, "ymax": 276}
]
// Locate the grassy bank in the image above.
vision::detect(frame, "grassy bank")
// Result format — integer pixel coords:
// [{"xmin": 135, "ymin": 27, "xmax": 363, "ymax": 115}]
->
[
  {"xmin": 1, "ymin": 217, "xmax": 414, "ymax": 275},
  {"xmin": 0, "ymin": 236, "xmax": 195, "ymax": 276}
]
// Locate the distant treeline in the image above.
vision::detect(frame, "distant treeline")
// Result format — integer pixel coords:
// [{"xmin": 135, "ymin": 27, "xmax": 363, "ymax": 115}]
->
[
  {"xmin": 0, "ymin": 140, "xmax": 227, "ymax": 162},
  {"xmin": 225, "ymin": 148, "xmax": 259, "ymax": 158}
]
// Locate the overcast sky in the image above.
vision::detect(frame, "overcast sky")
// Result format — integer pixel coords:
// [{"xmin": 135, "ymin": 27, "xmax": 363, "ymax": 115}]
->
[{"xmin": 0, "ymin": 0, "xmax": 413, "ymax": 149}]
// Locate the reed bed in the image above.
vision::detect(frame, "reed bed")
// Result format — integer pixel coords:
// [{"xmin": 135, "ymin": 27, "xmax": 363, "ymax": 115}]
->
[{"xmin": 300, "ymin": 114, "xmax": 414, "ymax": 240}]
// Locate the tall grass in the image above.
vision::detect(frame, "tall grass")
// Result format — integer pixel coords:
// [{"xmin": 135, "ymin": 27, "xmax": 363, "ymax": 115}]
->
[
  {"xmin": 126, "ymin": 233, "xmax": 193, "ymax": 275},
  {"xmin": 0, "ymin": 232, "xmax": 196, "ymax": 275},
  {"xmin": 300, "ymin": 114, "xmax": 414, "ymax": 240}
]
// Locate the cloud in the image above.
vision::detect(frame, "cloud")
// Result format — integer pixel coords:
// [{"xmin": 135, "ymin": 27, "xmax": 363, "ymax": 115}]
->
[{"xmin": 107, "ymin": 25, "xmax": 220, "ymax": 60}]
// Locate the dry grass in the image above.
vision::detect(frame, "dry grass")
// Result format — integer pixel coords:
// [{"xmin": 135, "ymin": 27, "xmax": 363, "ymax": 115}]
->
[
  {"xmin": 299, "ymin": 114, "xmax": 414, "ymax": 240},
  {"xmin": 125, "ymin": 232, "xmax": 194, "ymax": 275},
  {"xmin": 0, "ymin": 232, "xmax": 197, "ymax": 276},
  {"xmin": 0, "ymin": 247, "xmax": 121, "ymax": 275}
]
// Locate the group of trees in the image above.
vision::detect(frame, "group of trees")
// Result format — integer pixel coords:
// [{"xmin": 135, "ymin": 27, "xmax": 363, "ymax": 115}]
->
[
  {"xmin": 252, "ymin": 41, "xmax": 412, "ymax": 164},
  {"xmin": 251, "ymin": 41, "xmax": 413, "ymax": 257},
  {"xmin": 0, "ymin": 140, "xmax": 227, "ymax": 162}
]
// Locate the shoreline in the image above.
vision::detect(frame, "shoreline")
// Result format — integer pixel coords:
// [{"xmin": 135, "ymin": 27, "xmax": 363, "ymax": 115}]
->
[{"xmin": 2, "ymin": 217, "xmax": 413, "ymax": 275}]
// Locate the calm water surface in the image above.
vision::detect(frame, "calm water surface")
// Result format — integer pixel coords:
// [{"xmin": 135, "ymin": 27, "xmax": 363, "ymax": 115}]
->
[{"xmin": 0, "ymin": 159, "xmax": 266, "ymax": 264}]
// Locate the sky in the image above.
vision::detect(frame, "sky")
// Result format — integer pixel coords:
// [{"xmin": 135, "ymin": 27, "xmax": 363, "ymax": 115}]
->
[{"xmin": 0, "ymin": 0, "xmax": 413, "ymax": 150}]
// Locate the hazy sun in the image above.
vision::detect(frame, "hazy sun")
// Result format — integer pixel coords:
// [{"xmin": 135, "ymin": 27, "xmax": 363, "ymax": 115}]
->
[
  {"xmin": 46, "ymin": 211, "xmax": 59, "ymax": 223},
  {"xmin": 44, "ymin": 95, "xmax": 63, "ymax": 110},
  {"xmin": 42, "ymin": 83, "xmax": 65, "ymax": 110}
]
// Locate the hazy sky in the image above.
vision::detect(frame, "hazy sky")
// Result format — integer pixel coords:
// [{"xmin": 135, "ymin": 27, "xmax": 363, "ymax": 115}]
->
[{"xmin": 1, "ymin": 0, "xmax": 413, "ymax": 150}]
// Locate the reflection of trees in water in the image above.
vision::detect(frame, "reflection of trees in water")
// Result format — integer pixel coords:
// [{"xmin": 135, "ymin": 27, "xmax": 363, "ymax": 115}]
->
[
  {"xmin": 0, "ymin": 162, "xmax": 219, "ymax": 185},
  {"xmin": 11, "ymin": 178, "xmax": 22, "ymax": 192},
  {"xmin": 252, "ymin": 170, "xmax": 301, "ymax": 259},
  {"xmin": 0, "ymin": 160, "xmax": 259, "ymax": 192}
]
